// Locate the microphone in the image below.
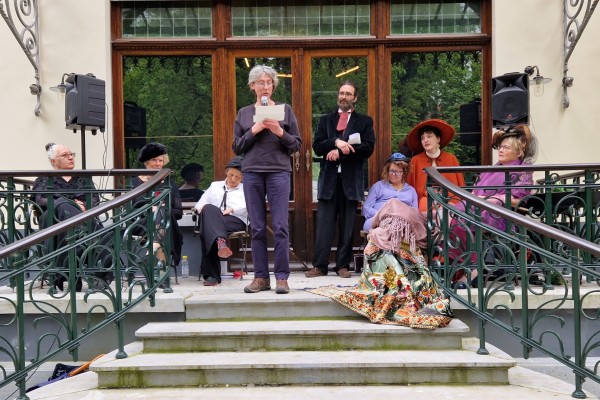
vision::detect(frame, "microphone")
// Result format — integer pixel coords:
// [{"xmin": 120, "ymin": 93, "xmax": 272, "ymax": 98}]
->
[{"xmin": 261, "ymin": 96, "xmax": 268, "ymax": 106}]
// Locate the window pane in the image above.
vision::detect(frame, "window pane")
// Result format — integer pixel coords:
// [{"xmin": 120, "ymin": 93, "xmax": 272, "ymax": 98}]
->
[
  {"xmin": 231, "ymin": 0, "xmax": 370, "ymax": 37},
  {"xmin": 121, "ymin": 1, "xmax": 212, "ymax": 38},
  {"xmin": 390, "ymin": 0, "xmax": 482, "ymax": 35},
  {"xmin": 391, "ymin": 51, "xmax": 482, "ymax": 165},
  {"xmin": 122, "ymin": 56, "xmax": 214, "ymax": 186}
]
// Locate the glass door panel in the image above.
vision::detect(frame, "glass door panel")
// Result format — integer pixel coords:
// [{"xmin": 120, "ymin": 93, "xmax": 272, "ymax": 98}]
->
[
  {"xmin": 233, "ymin": 56, "xmax": 309, "ymax": 263},
  {"xmin": 390, "ymin": 51, "xmax": 482, "ymax": 165},
  {"xmin": 122, "ymin": 55, "xmax": 214, "ymax": 186}
]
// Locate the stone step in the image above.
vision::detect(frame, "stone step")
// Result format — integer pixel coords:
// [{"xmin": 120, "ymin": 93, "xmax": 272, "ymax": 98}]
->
[
  {"xmin": 185, "ymin": 290, "xmax": 358, "ymax": 320},
  {"xmin": 91, "ymin": 342, "xmax": 515, "ymax": 388},
  {"xmin": 26, "ymin": 373, "xmax": 598, "ymax": 400},
  {"xmin": 136, "ymin": 319, "xmax": 469, "ymax": 352}
]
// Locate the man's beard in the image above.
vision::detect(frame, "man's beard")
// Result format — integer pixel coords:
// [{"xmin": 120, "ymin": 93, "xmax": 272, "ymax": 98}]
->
[{"xmin": 337, "ymin": 101, "xmax": 353, "ymax": 112}]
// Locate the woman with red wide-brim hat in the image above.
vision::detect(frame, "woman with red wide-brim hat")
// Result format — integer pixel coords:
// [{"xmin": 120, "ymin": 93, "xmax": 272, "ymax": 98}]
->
[{"xmin": 405, "ymin": 119, "xmax": 466, "ymax": 212}]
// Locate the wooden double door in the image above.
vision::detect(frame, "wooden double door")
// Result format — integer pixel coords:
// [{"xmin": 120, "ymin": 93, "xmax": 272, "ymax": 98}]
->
[{"xmin": 225, "ymin": 50, "xmax": 376, "ymax": 265}]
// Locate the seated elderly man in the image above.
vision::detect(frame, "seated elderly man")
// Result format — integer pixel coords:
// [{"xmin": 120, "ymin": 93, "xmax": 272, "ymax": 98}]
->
[
  {"xmin": 32, "ymin": 142, "xmax": 111, "ymax": 291},
  {"xmin": 194, "ymin": 156, "xmax": 247, "ymax": 286}
]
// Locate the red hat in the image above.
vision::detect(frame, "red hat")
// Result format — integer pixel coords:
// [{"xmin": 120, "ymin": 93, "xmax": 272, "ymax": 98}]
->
[{"xmin": 406, "ymin": 119, "xmax": 456, "ymax": 154}]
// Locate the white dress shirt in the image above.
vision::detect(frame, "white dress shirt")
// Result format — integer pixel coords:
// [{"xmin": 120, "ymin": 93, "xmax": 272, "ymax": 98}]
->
[{"xmin": 194, "ymin": 180, "xmax": 247, "ymax": 223}]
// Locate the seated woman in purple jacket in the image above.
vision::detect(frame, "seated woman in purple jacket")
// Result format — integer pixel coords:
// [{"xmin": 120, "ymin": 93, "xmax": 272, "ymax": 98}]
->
[
  {"xmin": 450, "ymin": 124, "xmax": 538, "ymax": 288},
  {"xmin": 362, "ymin": 152, "xmax": 418, "ymax": 231}
]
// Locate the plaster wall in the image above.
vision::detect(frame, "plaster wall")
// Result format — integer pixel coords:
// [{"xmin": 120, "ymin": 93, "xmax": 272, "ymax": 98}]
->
[
  {"xmin": 492, "ymin": 0, "xmax": 600, "ymax": 165},
  {"xmin": 0, "ymin": 0, "xmax": 112, "ymax": 171}
]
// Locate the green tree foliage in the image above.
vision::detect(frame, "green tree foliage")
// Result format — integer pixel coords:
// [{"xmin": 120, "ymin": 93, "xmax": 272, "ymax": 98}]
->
[
  {"xmin": 391, "ymin": 51, "xmax": 482, "ymax": 165},
  {"xmin": 123, "ymin": 56, "xmax": 214, "ymax": 186}
]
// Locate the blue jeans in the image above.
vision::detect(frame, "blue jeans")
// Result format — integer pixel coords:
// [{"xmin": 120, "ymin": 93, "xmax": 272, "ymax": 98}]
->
[{"xmin": 243, "ymin": 171, "xmax": 291, "ymax": 280}]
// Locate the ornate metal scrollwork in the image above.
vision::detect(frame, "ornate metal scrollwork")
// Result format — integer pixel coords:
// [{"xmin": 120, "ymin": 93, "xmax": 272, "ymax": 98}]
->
[
  {"xmin": 563, "ymin": 0, "xmax": 599, "ymax": 108},
  {"xmin": 0, "ymin": 0, "xmax": 41, "ymax": 116}
]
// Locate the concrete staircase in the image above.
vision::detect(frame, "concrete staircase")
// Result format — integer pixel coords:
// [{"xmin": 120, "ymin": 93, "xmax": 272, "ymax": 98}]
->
[
  {"xmin": 25, "ymin": 289, "xmax": 598, "ymax": 399},
  {"xmin": 92, "ymin": 318, "xmax": 517, "ymax": 388}
]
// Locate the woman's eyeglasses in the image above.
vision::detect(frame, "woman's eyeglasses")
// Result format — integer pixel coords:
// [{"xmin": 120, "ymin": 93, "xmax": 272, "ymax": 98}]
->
[
  {"xmin": 388, "ymin": 170, "xmax": 403, "ymax": 176},
  {"xmin": 58, "ymin": 152, "xmax": 76, "ymax": 158},
  {"xmin": 254, "ymin": 81, "xmax": 274, "ymax": 88}
]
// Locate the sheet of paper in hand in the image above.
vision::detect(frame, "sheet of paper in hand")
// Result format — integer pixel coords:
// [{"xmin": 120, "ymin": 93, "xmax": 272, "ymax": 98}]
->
[
  {"xmin": 253, "ymin": 104, "xmax": 285, "ymax": 122},
  {"xmin": 348, "ymin": 132, "xmax": 361, "ymax": 145}
]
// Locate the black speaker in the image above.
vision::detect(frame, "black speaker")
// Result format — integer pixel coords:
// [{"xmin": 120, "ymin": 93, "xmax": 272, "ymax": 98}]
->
[
  {"xmin": 124, "ymin": 102, "xmax": 147, "ymax": 149},
  {"xmin": 491, "ymin": 72, "xmax": 529, "ymax": 126},
  {"xmin": 459, "ymin": 100, "xmax": 481, "ymax": 146},
  {"xmin": 65, "ymin": 74, "xmax": 105, "ymax": 131}
]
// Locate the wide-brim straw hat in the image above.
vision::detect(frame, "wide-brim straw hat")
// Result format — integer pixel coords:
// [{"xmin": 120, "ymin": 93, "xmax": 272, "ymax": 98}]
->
[{"xmin": 406, "ymin": 119, "xmax": 456, "ymax": 154}]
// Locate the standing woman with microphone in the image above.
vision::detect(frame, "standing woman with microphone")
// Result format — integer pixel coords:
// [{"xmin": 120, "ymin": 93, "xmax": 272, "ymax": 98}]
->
[{"xmin": 232, "ymin": 64, "xmax": 302, "ymax": 295}]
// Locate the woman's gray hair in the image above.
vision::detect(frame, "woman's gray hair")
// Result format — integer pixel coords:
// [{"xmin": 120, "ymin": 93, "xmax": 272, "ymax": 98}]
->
[
  {"xmin": 45, "ymin": 142, "xmax": 58, "ymax": 160},
  {"xmin": 248, "ymin": 65, "xmax": 279, "ymax": 90}
]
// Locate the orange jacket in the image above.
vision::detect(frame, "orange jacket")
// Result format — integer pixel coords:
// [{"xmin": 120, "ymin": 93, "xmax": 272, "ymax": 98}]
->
[{"xmin": 406, "ymin": 151, "xmax": 465, "ymax": 212}]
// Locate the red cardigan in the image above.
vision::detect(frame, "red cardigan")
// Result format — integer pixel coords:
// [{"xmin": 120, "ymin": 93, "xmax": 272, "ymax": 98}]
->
[{"xmin": 406, "ymin": 151, "xmax": 466, "ymax": 212}]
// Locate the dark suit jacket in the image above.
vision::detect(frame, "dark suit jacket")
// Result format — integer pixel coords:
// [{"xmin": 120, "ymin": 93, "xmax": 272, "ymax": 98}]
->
[{"xmin": 313, "ymin": 109, "xmax": 375, "ymax": 202}]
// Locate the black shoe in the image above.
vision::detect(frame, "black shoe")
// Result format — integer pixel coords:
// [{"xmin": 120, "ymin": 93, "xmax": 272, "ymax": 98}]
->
[
  {"xmin": 452, "ymin": 281, "xmax": 468, "ymax": 290},
  {"xmin": 203, "ymin": 277, "xmax": 219, "ymax": 286},
  {"xmin": 158, "ymin": 278, "xmax": 171, "ymax": 289},
  {"xmin": 75, "ymin": 277, "xmax": 83, "ymax": 292},
  {"xmin": 55, "ymin": 275, "xmax": 66, "ymax": 291}
]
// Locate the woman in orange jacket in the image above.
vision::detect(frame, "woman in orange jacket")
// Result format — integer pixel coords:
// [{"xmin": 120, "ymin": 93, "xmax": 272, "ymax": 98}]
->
[{"xmin": 405, "ymin": 119, "xmax": 465, "ymax": 212}]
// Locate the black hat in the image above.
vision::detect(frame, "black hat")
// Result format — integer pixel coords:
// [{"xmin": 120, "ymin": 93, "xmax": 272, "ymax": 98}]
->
[
  {"xmin": 225, "ymin": 156, "xmax": 243, "ymax": 171},
  {"xmin": 138, "ymin": 142, "xmax": 167, "ymax": 163},
  {"xmin": 180, "ymin": 163, "xmax": 204, "ymax": 179}
]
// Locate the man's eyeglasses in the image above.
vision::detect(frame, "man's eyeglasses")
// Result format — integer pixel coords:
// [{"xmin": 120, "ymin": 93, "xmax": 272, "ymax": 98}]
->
[
  {"xmin": 58, "ymin": 152, "xmax": 76, "ymax": 159},
  {"xmin": 254, "ymin": 81, "xmax": 274, "ymax": 88},
  {"xmin": 338, "ymin": 91, "xmax": 355, "ymax": 97}
]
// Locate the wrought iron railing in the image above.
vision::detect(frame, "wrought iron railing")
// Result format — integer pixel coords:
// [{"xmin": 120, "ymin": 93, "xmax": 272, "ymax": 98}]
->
[
  {"xmin": 426, "ymin": 163, "xmax": 600, "ymax": 399},
  {"xmin": 0, "ymin": 169, "xmax": 175, "ymax": 400}
]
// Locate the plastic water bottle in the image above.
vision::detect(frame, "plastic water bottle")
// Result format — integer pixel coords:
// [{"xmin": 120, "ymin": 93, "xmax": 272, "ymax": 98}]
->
[{"xmin": 181, "ymin": 256, "xmax": 189, "ymax": 278}]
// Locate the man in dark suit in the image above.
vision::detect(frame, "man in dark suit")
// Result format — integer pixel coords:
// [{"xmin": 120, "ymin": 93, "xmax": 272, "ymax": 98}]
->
[{"xmin": 306, "ymin": 81, "xmax": 375, "ymax": 278}]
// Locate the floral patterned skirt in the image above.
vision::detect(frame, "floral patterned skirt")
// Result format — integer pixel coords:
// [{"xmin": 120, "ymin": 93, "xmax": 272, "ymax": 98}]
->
[{"xmin": 307, "ymin": 241, "xmax": 453, "ymax": 329}]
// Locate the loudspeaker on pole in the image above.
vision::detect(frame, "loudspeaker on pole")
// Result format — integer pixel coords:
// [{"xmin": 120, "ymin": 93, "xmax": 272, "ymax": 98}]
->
[
  {"xmin": 64, "ymin": 74, "xmax": 106, "ymax": 131},
  {"xmin": 491, "ymin": 72, "xmax": 529, "ymax": 127}
]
